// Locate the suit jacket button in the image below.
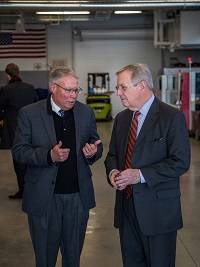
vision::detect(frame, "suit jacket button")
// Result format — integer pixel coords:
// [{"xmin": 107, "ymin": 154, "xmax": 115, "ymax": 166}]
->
[{"xmin": 52, "ymin": 181, "xmax": 55, "ymax": 185}]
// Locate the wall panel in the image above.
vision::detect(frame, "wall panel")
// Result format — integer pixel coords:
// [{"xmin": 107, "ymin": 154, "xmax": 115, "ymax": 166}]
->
[{"xmin": 74, "ymin": 39, "xmax": 161, "ymax": 117}]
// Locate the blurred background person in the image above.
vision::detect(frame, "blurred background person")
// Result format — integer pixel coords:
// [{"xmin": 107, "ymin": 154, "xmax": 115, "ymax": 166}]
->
[{"xmin": 0, "ymin": 63, "xmax": 38, "ymax": 199}]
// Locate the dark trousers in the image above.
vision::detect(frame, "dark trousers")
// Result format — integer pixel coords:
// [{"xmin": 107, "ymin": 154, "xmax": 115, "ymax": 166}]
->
[
  {"xmin": 119, "ymin": 195, "xmax": 177, "ymax": 267},
  {"xmin": 12, "ymin": 158, "xmax": 26, "ymax": 192},
  {"xmin": 28, "ymin": 193, "xmax": 89, "ymax": 267}
]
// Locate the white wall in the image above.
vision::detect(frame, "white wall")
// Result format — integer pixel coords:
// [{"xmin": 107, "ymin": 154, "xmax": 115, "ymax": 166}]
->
[
  {"xmin": 0, "ymin": 22, "xmax": 162, "ymax": 117},
  {"xmin": 181, "ymin": 11, "xmax": 200, "ymax": 45},
  {"xmin": 74, "ymin": 39, "xmax": 161, "ymax": 117},
  {"xmin": 47, "ymin": 23, "xmax": 73, "ymax": 68}
]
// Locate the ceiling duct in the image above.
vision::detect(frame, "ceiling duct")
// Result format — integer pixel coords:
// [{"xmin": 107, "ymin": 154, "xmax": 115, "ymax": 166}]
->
[
  {"xmin": 74, "ymin": 28, "xmax": 154, "ymax": 41},
  {"xmin": 94, "ymin": 11, "xmax": 112, "ymax": 20}
]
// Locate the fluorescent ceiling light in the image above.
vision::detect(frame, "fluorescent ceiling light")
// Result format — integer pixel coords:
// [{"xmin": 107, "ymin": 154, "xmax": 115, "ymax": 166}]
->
[
  {"xmin": 115, "ymin": 11, "xmax": 142, "ymax": 14},
  {"xmin": 36, "ymin": 11, "xmax": 90, "ymax": 15},
  {"xmin": 10, "ymin": 0, "xmax": 89, "ymax": 2}
]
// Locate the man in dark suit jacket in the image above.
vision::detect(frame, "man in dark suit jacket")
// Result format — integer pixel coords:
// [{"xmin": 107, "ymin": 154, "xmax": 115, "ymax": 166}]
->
[
  {"xmin": 104, "ymin": 64, "xmax": 190, "ymax": 267},
  {"xmin": 12, "ymin": 66, "xmax": 103, "ymax": 267},
  {"xmin": 0, "ymin": 63, "xmax": 38, "ymax": 199}
]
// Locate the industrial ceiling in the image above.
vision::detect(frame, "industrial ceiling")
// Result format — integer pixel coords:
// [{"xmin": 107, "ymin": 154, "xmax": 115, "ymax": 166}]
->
[{"xmin": 0, "ymin": 0, "xmax": 200, "ymax": 26}]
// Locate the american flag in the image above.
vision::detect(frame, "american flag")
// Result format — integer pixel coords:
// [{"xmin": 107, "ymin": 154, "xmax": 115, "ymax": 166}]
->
[{"xmin": 0, "ymin": 29, "xmax": 46, "ymax": 58}]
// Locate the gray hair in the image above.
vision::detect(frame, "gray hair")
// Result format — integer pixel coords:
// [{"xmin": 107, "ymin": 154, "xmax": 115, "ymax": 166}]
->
[
  {"xmin": 49, "ymin": 66, "xmax": 79, "ymax": 84},
  {"xmin": 116, "ymin": 63, "xmax": 154, "ymax": 91}
]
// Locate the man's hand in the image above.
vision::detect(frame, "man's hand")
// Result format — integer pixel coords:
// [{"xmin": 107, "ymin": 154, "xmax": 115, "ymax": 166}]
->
[
  {"xmin": 110, "ymin": 170, "xmax": 121, "ymax": 189},
  {"xmin": 114, "ymin": 169, "xmax": 140, "ymax": 190},
  {"xmin": 82, "ymin": 140, "xmax": 101, "ymax": 158},
  {"xmin": 51, "ymin": 141, "xmax": 70, "ymax": 162}
]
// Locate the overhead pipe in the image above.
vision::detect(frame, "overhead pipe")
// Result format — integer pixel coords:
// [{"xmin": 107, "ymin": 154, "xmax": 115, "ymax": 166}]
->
[{"xmin": 0, "ymin": 2, "xmax": 200, "ymax": 10}]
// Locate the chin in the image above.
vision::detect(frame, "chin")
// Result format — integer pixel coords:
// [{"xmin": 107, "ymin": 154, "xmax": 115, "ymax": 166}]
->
[{"xmin": 121, "ymin": 101, "xmax": 128, "ymax": 107}]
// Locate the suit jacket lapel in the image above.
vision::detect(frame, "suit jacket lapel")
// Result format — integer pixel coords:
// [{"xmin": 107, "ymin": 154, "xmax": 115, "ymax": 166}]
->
[
  {"xmin": 40, "ymin": 100, "xmax": 57, "ymax": 147},
  {"xmin": 121, "ymin": 109, "xmax": 133, "ymax": 161},
  {"xmin": 73, "ymin": 102, "xmax": 81, "ymax": 155},
  {"xmin": 134, "ymin": 97, "xmax": 159, "ymax": 149}
]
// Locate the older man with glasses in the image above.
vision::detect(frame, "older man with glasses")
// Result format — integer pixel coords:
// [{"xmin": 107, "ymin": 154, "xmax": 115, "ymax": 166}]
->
[
  {"xmin": 12, "ymin": 66, "xmax": 103, "ymax": 267},
  {"xmin": 105, "ymin": 63, "xmax": 190, "ymax": 267}
]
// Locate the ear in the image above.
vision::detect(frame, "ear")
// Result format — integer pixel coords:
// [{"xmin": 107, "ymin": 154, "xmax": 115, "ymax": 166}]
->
[
  {"xmin": 6, "ymin": 74, "xmax": 11, "ymax": 81},
  {"xmin": 50, "ymin": 82, "xmax": 56, "ymax": 93},
  {"xmin": 140, "ymin": 80, "xmax": 146, "ymax": 90}
]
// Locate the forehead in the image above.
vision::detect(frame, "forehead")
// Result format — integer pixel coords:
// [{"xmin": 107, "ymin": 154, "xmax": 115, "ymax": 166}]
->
[
  {"xmin": 117, "ymin": 70, "xmax": 132, "ymax": 81},
  {"xmin": 58, "ymin": 75, "xmax": 78, "ymax": 85}
]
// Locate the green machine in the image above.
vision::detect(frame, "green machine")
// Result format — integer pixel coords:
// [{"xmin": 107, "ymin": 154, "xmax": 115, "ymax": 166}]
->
[{"xmin": 86, "ymin": 73, "xmax": 112, "ymax": 121}]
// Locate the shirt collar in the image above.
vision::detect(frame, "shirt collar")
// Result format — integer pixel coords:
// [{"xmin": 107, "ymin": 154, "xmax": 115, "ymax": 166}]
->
[
  {"xmin": 9, "ymin": 76, "xmax": 22, "ymax": 84},
  {"xmin": 50, "ymin": 95, "xmax": 74, "ymax": 116},
  {"xmin": 50, "ymin": 95, "xmax": 62, "ymax": 116},
  {"xmin": 139, "ymin": 94, "xmax": 155, "ymax": 117}
]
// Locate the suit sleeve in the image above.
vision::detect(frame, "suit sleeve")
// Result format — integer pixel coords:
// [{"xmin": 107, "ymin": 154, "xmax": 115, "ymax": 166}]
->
[
  {"xmin": 104, "ymin": 114, "xmax": 121, "ymax": 185},
  {"xmin": 12, "ymin": 108, "xmax": 50, "ymax": 167},
  {"xmin": 84, "ymin": 108, "xmax": 103, "ymax": 165}
]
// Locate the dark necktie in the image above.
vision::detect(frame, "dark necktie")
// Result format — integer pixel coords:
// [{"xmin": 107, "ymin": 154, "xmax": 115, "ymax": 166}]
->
[
  {"xmin": 59, "ymin": 109, "xmax": 65, "ymax": 117},
  {"xmin": 124, "ymin": 111, "xmax": 140, "ymax": 198}
]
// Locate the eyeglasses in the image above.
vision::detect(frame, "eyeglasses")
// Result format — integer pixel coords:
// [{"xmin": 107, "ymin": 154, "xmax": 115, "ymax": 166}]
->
[
  {"xmin": 115, "ymin": 82, "xmax": 140, "ymax": 91},
  {"xmin": 54, "ymin": 83, "xmax": 83, "ymax": 94}
]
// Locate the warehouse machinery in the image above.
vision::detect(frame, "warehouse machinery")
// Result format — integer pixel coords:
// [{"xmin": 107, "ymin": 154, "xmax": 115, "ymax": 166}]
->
[
  {"xmin": 86, "ymin": 73, "xmax": 112, "ymax": 121},
  {"xmin": 160, "ymin": 61, "xmax": 200, "ymax": 136}
]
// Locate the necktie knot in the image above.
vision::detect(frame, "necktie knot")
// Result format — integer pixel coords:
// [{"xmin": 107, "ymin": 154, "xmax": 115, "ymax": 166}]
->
[
  {"xmin": 59, "ymin": 109, "xmax": 65, "ymax": 117},
  {"xmin": 134, "ymin": 111, "xmax": 140, "ymax": 118}
]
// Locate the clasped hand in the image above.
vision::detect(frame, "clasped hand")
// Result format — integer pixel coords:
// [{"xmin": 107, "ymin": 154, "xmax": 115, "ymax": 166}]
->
[{"xmin": 110, "ymin": 169, "xmax": 140, "ymax": 190}]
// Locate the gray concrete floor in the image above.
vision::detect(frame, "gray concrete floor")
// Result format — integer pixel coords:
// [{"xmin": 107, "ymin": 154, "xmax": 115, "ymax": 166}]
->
[{"xmin": 0, "ymin": 120, "xmax": 200, "ymax": 267}]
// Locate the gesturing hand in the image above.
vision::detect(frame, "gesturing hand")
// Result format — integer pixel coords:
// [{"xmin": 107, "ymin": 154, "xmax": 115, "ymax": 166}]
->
[
  {"xmin": 82, "ymin": 140, "xmax": 101, "ymax": 158},
  {"xmin": 51, "ymin": 141, "xmax": 70, "ymax": 162}
]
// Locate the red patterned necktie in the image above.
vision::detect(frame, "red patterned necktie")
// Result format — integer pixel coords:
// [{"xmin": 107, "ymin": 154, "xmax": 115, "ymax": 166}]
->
[{"xmin": 124, "ymin": 111, "xmax": 140, "ymax": 198}]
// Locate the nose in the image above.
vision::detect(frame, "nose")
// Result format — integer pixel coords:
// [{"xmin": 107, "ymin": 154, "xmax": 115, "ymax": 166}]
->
[{"xmin": 116, "ymin": 89, "xmax": 122, "ymax": 97}]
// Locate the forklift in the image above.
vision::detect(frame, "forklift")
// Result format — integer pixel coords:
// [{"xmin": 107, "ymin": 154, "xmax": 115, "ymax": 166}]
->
[{"xmin": 86, "ymin": 73, "xmax": 112, "ymax": 121}]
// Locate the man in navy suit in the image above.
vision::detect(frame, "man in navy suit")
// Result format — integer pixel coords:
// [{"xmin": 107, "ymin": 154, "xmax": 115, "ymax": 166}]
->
[
  {"xmin": 104, "ymin": 64, "xmax": 190, "ymax": 267},
  {"xmin": 12, "ymin": 66, "xmax": 103, "ymax": 267}
]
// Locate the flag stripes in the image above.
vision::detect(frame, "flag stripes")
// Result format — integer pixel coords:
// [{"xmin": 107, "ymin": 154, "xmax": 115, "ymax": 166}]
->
[{"xmin": 0, "ymin": 29, "xmax": 46, "ymax": 58}]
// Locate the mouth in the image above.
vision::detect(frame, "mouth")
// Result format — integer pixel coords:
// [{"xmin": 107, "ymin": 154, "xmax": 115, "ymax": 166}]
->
[{"xmin": 66, "ymin": 100, "xmax": 75, "ymax": 105}]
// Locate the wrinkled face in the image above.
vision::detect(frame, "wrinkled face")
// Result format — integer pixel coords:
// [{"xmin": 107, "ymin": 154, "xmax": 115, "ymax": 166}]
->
[
  {"xmin": 116, "ymin": 70, "xmax": 144, "ymax": 111},
  {"xmin": 50, "ymin": 75, "xmax": 79, "ymax": 110}
]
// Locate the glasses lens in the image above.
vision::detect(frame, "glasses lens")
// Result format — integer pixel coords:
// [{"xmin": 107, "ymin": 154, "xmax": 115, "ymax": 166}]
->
[
  {"xmin": 78, "ymin": 88, "xmax": 82, "ymax": 94},
  {"xmin": 68, "ymin": 88, "xmax": 81, "ymax": 94}
]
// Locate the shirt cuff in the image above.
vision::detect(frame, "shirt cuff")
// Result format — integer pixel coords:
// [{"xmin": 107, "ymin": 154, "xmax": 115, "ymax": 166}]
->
[
  {"xmin": 47, "ymin": 149, "xmax": 54, "ymax": 166},
  {"xmin": 139, "ymin": 169, "xmax": 146, "ymax": 183}
]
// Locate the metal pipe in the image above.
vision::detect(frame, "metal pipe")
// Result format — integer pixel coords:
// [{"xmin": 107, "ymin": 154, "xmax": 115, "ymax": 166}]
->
[{"xmin": 0, "ymin": 2, "xmax": 200, "ymax": 10}]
